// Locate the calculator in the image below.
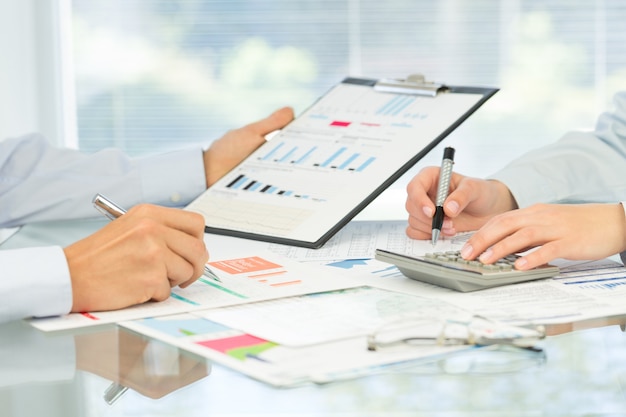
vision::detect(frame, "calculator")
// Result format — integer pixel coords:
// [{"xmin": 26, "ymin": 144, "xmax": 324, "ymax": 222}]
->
[{"xmin": 375, "ymin": 249, "xmax": 560, "ymax": 292}]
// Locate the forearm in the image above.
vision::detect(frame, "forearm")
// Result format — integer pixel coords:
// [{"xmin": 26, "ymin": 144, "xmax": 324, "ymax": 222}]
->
[{"xmin": 490, "ymin": 92, "xmax": 626, "ymax": 207}]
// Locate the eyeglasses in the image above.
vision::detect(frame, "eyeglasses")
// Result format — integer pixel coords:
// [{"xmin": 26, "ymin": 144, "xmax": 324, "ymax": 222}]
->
[{"xmin": 366, "ymin": 314, "xmax": 546, "ymax": 352}]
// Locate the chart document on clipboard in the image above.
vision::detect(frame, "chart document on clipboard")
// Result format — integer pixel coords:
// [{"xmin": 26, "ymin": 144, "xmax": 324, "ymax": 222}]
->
[{"xmin": 186, "ymin": 75, "xmax": 498, "ymax": 248}]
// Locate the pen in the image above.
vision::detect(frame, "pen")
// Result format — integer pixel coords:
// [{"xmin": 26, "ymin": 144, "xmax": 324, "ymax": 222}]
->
[
  {"xmin": 103, "ymin": 382, "xmax": 128, "ymax": 405},
  {"xmin": 431, "ymin": 146, "xmax": 455, "ymax": 246},
  {"xmin": 92, "ymin": 193, "xmax": 222, "ymax": 282}
]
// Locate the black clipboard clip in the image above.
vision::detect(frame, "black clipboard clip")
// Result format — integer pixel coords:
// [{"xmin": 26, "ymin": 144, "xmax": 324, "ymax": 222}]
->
[{"xmin": 374, "ymin": 73, "xmax": 447, "ymax": 97}]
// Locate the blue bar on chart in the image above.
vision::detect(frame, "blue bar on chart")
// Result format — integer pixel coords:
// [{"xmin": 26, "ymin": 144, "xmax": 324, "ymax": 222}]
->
[
  {"xmin": 279, "ymin": 146, "xmax": 298, "ymax": 163},
  {"xmin": 260, "ymin": 142, "xmax": 285, "ymax": 161},
  {"xmin": 376, "ymin": 95, "xmax": 416, "ymax": 116},
  {"xmin": 390, "ymin": 96, "xmax": 416, "ymax": 116},
  {"xmin": 376, "ymin": 96, "xmax": 401, "ymax": 115},
  {"xmin": 295, "ymin": 146, "xmax": 317, "ymax": 164},
  {"xmin": 355, "ymin": 156, "xmax": 376, "ymax": 172},
  {"xmin": 339, "ymin": 153, "xmax": 360, "ymax": 170},
  {"xmin": 319, "ymin": 147, "xmax": 347, "ymax": 168}
]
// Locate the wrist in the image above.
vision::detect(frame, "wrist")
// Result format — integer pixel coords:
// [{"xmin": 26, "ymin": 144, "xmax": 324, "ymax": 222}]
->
[
  {"xmin": 202, "ymin": 149, "xmax": 211, "ymax": 188},
  {"xmin": 487, "ymin": 179, "xmax": 519, "ymax": 212}
]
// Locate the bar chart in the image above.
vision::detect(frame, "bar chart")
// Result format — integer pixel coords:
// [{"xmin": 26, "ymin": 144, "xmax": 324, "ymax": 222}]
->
[
  {"xmin": 310, "ymin": 82, "xmax": 432, "ymax": 123},
  {"xmin": 258, "ymin": 141, "xmax": 376, "ymax": 172},
  {"xmin": 224, "ymin": 173, "xmax": 325, "ymax": 202}
]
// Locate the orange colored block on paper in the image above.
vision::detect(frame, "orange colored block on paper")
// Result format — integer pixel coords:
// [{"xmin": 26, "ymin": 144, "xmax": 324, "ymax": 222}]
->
[{"xmin": 209, "ymin": 256, "xmax": 283, "ymax": 275}]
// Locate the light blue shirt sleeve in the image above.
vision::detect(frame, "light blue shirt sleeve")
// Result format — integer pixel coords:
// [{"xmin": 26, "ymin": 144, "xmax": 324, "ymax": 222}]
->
[
  {"xmin": 490, "ymin": 91, "xmax": 626, "ymax": 207},
  {"xmin": 0, "ymin": 133, "xmax": 207, "ymax": 227},
  {"xmin": 0, "ymin": 133, "xmax": 208, "ymax": 322}
]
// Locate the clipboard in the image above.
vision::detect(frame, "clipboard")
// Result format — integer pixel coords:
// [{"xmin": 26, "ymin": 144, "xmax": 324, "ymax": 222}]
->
[{"xmin": 186, "ymin": 74, "xmax": 498, "ymax": 248}]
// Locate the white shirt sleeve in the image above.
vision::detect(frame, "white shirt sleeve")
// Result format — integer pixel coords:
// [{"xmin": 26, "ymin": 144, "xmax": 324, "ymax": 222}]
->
[
  {"xmin": 0, "ymin": 246, "xmax": 73, "ymax": 322},
  {"xmin": 490, "ymin": 91, "xmax": 626, "ymax": 208},
  {"xmin": 0, "ymin": 133, "xmax": 209, "ymax": 322}
]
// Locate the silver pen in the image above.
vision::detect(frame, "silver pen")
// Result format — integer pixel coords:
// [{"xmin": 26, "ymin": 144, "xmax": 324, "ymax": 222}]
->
[
  {"xmin": 92, "ymin": 193, "xmax": 221, "ymax": 282},
  {"xmin": 431, "ymin": 147, "xmax": 455, "ymax": 246},
  {"xmin": 103, "ymin": 382, "xmax": 129, "ymax": 405}
]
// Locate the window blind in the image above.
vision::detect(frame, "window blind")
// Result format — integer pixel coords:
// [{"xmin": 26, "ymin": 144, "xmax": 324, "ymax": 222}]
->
[{"xmin": 70, "ymin": 0, "xmax": 626, "ymax": 177}]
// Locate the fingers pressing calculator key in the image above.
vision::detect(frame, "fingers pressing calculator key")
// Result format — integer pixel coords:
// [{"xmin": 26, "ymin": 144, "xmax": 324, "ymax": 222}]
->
[{"xmin": 375, "ymin": 249, "xmax": 560, "ymax": 292}]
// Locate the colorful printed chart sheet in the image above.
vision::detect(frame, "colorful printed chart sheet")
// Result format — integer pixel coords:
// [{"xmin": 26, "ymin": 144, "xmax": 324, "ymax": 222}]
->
[{"xmin": 29, "ymin": 250, "xmax": 359, "ymax": 332}]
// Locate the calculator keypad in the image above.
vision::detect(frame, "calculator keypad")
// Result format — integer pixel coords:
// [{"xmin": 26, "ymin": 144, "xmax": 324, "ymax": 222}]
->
[
  {"xmin": 375, "ymin": 248, "xmax": 560, "ymax": 292},
  {"xmin": 423, "ymin": 250, "xmax": 518, "ymax": 275}
]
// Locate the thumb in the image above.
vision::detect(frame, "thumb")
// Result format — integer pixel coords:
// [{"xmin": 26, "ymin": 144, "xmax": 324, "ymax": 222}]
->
[
  {"xmin": 249, "ymin": 107, "xmax": 294, "ymax": 136},
  {"xmin": 443, "ymin": 197, "xmax": 461, "ymax": 218},
  {"xmin": 443, "ymin": 180, "xmax": 474, "ymax": 218}
]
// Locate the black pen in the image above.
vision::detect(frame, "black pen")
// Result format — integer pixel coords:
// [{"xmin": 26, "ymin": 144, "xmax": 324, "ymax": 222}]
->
[
  {"xmin": 431, "ymin": 147, "xmax": 455, "ymax": 246},
  {"xmin": 92, "ymin": 193, "xmax": 222, "ymax": 282}
]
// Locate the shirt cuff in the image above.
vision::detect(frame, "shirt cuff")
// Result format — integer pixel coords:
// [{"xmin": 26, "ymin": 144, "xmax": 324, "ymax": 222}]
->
[
  {"xmin": 137, "ymin": 148, "xmax": 207, "ymax": 207},
  {"xmin": 0, "ymin": 246, "xmax": 72, "ymax": 322}
]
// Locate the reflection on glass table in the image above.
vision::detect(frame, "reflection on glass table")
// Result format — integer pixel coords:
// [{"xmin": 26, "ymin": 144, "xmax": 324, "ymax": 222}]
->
[
  {"xmin": 372, "ymin": 344, "xmax": 547, "ymax": 376},
  {"xmin": 76, "ymin": 326, "xmax": 210, "ymax": 400},
  {"xmin": 4, "ymin": 316, "xmax": 626, "ymax": 415},
  {"xmin": 0, "ymin": 320, "xmax": 209, "ymax": 405}
]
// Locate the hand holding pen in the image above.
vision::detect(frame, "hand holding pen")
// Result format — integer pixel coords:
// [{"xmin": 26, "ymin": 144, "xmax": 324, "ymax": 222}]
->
[
  {"xmin": 61, "ymin": 196, "xmax": 213, "ymax": 313},
  {"xmin": 93, "ymin": 194, "xmax": 221, "ymax": 283},
  {"xmin": 405, "ymin": 148, "xmax": 519, "ymax": 243}
]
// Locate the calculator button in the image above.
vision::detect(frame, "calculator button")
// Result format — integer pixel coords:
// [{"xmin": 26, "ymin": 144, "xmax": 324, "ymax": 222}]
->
[{"xmin": 495, "ymin": 261, "xmax": 512, "ymax": 268}]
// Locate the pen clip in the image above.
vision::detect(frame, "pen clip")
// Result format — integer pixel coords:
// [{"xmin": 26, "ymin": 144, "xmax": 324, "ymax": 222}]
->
[{"xmin": 374, "ymin": 74, "xmax": 447, "ymax": 97}]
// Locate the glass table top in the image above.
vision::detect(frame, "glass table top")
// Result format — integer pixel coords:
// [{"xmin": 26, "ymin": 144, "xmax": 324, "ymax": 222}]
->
[{"xmin": 3, "ymin": 220, "xmax": 626, "ymax": 415}]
